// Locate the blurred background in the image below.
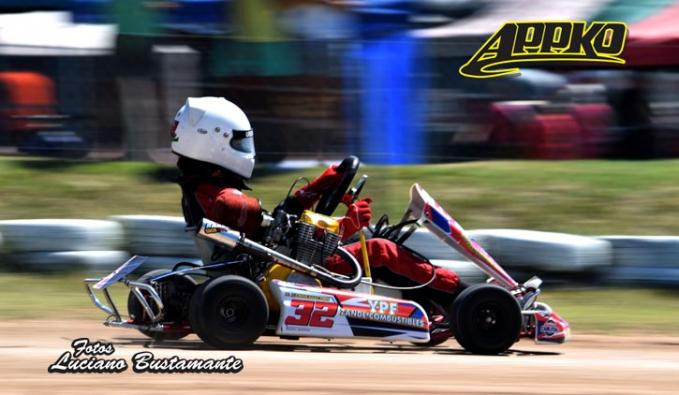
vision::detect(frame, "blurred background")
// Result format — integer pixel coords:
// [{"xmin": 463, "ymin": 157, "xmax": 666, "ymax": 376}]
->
[
  {"xmin": 0, "ymin": 0, "xmax": 678, "ymax": 334},
  {"xmin": 1, "ymin": 0, "xmax": 679, "ymax": 163}
]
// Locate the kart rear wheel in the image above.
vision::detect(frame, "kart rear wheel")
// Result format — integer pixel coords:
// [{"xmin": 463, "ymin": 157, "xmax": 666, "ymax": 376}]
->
[
  {"xmin": 450, "ymin": 284, "xmax": 521, "ymax": 355},
  {"xmin": 127, "ymin": 269, "xmax": 197, "ymax": 341},
  {"xmin": 189, "ymin": 275, "xmax": 269, "ymax": 349}
]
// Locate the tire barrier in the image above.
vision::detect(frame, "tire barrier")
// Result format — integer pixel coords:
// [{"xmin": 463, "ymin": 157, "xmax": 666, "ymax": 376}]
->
[
  {"xmin": 0, "ymin": 219, "xmax": 124, "ymax": 253},
  {"xmin": 598, "ymin": 236, "xmax": 679, "ymax": 286},
  {"xmin": 430, "ymin": 259, "xmax": 487, "ymax": 283},
  {"xmin": 0, "ymin": 232, "xmax": 4, "ymax": 266},
  {"xmin": 110, "ymin": 215, "xmax": 199, "ymax": 257},
  {"xmin": 604, "ymin": 266, "xmax": 679, "ymax": 286},
  {"xmin": 7, "ymin": 250, "xmax": 130, "ymax": 272},
  {"xmin": 598, "ymin": 236, "xmax": 679, "ymax": 267},
  {"xmin": 467, "ymin": 229, "xmax": 612, "ymax": 272},
  {"xmin": 403, "ymin": 229, "xmax": 468, "ymax": 261},
  {"xmin": 2, "ymin": 217, "xmax": 679, "ymax": 286}
]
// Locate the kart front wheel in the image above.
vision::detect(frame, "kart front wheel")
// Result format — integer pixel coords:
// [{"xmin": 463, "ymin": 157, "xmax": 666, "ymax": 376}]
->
[
  {"xmin": 450, "ymin": 284, "xmax": 521, "ymax": 355},
  {"xmin": 189, "ymin": 275, "xmax": 269, "ymax": 349}
]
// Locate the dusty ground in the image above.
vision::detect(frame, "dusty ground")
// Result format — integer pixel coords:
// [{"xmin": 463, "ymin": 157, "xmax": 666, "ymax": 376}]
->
[{"xmin": 1, "ymin": 320, "xmax": 678, "ymax": 394}]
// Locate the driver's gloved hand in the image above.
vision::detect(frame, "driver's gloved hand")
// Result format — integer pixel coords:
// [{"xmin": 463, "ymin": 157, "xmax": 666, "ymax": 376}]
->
[
  {"xmin": 339, "ymin": 198, "xmax": 372, "ymax": 240},
  {"xmin": 293, "ymin": 164, "xmax": 342, "ymax": 209},
  {"xmin": 340, "ymin": 192, "xmax": 363, "ymax": 206}
]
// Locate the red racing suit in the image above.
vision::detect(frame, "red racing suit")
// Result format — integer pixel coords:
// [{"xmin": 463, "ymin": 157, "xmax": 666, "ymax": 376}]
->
[{"xmin": 192, "ymin": 166, "xmax": 461, "ymax": 295}]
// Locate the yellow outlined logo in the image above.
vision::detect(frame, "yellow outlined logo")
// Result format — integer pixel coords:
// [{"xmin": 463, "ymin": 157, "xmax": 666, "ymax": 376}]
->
[{"xmin": 459, "ymin": 21, "xmax": 628, "ymax": 79}]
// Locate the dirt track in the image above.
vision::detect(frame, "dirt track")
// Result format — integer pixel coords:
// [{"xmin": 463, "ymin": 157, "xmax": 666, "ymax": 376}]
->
[{"xmin": 1, "ymin": 320, "xmax": 678, "ymax": 394}]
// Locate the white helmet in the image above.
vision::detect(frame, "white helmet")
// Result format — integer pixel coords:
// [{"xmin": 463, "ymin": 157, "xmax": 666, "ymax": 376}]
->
[{"xmin": 171, "ymin": 97, "xmax": 255, "ymax": 179}]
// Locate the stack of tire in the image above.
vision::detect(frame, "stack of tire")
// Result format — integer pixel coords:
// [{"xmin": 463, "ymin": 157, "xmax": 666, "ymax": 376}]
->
[
  {"xmin": 110, "ymin": 215, "xmax": 201, "ymax": 270},
  {"xmin": 0, "ymin": 219, "xmax": 128, "ymax": 272},
  {"xmin": 598, "ymin": 236, "xmax": 679, "ymax": 286},
  {"xmin": 467, "ymin": 229, "xmax": 612, "ymax": 283}
]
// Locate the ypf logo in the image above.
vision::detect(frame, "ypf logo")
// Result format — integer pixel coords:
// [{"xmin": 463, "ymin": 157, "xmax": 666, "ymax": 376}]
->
[
  {"xmin": 368, "ymin": 300, "xmax": 398, "ymax": 315},
  {"xmin": 459, "ymin": 21, "xmax": 628, "ymax": 79}
]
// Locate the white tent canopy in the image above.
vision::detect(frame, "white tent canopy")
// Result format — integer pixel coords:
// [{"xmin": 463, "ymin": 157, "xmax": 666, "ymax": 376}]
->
[
  {"xmin": 0, "ymin": 11, "xmax": 116, "ymax": 56},
  {"xmin": 414, "ymin": 0, "xmax": 612, "ymax": 38}
]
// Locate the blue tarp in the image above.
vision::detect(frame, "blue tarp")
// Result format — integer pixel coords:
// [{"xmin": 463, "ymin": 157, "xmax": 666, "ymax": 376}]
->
[{"xmin": 345, "ymin": 34, "xmax": 428, "ymax": 164}]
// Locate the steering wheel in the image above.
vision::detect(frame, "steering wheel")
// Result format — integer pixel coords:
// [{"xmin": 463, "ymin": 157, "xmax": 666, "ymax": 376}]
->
[{"xmin": 315, "ymin": 156, "xmax": 360, "ymax": 215}]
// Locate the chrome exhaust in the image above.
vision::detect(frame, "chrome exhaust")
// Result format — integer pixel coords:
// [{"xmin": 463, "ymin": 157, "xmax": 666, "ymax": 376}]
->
[{"xmin": 197, "ymin": 219, "xmax": 363, "ymax": 288}]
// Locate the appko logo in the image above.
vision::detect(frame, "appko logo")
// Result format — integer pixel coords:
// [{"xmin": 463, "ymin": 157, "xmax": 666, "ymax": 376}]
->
[{"xmin": 459, "ymin": 21, "xmax": 628, "ymax": 79}]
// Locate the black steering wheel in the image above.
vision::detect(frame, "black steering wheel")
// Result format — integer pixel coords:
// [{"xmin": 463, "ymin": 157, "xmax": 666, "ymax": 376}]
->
[{"xmin": 315, "ymin": 156, "xmax": 360, "ymax": 215}]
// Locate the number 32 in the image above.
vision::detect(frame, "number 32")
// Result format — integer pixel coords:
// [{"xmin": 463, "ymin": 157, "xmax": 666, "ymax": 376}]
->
[{"xmin": 284, "ymin": 300, "xmax": 338, "ymax": 328}]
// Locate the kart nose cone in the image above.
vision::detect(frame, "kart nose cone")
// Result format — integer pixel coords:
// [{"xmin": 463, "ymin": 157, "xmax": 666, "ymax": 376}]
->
[{"xmin": 534, "ymin": 310, "xmax": 570, "ymax": 344}]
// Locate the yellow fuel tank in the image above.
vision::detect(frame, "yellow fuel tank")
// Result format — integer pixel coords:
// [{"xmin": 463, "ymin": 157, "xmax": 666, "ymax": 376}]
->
[
  {"xmin": 300, "ymin": 210, "xmax": 341, "ymax": 234},
  {"xmin": 259, "ymin": 263, "xmax": 322, "ymax": 312},
  {"xmin": 259, "ymin": 264, "xmax": 292, "ymax": 312}
]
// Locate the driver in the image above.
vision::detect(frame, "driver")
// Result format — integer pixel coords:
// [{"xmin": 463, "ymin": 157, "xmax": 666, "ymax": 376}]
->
[{"xmin": 171, "ymin": 97, "xmax": 465, "ymax": 306}]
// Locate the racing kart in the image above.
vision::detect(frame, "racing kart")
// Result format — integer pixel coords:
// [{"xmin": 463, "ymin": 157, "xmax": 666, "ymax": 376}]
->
[{"xmin": 84, "ymin": 156, "xmax": 570, "ymax": 354}]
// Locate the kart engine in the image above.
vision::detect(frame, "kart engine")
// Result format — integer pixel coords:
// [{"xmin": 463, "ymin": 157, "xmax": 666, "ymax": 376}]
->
[{"xmin": 292, "ymin": 210, "xmax": 341, "ymax": 266}]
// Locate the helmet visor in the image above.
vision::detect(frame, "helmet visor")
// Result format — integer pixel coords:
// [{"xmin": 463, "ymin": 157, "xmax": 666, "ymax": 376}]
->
[{"xmin": 230, "ymin": 129, "xmax": 255, "ymax": 154}]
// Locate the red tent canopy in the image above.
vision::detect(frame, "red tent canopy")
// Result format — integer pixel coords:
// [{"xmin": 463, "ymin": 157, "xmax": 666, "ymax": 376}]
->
[{"xmin": 625, "ymin": 3, "xmax": 679, "ymax": 66}]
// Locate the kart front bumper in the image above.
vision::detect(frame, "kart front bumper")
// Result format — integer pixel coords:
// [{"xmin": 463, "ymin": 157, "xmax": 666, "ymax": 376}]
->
[
  {"xmin": 83, "ymin": 277, "xmax": 168, "ymax": 332},
  {"xmin": 83, "ymin": 255, "xmax": 169, "ymax": 332}
]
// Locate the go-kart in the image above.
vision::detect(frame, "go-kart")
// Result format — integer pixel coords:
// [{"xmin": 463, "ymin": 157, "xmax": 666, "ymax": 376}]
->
[{"xmin": 84, "ymin": 156, "xmax": 569, "ymax": 354}]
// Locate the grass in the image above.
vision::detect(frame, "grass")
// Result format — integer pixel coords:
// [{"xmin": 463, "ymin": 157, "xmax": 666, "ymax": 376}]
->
[
  {"xmin": 538, "ymin": 288, "xmax": 679, "ymax": 335},
  {"xmin": 0, "ymin": 273, "xmax": 677, "ymax": 335},
  {"xmin": 3, "ymin": 157, "xmax": 679, "ymax": 235}
]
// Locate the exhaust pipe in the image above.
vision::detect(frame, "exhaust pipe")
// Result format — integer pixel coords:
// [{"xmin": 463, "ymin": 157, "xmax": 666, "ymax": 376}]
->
[{"xmin": 197, "ymin": 219, "xmax": 362, "ymax": 288}]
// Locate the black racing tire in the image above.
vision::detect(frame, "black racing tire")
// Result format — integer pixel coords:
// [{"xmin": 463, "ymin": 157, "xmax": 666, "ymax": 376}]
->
[
  {"xmin": 189, "ymin": 275, "xmax": 269, "ymax": 349},
  {"xmin": 127, "ymin": 269, "xmax": 197, "ymax": 341},
  {"xmin": 450, "ymin": 284, "xmax": 522, "ymax": 355}
]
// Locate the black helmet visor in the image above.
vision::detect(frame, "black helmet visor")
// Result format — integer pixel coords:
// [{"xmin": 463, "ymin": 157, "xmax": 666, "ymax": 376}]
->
[{"xmin": 230, "ymin": 129, "xmax": 255, "ymax": 154}]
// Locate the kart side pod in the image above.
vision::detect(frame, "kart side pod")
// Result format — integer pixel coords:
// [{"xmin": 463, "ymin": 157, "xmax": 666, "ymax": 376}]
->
[{"xmin": 269, "ymin": 279, "xmax": 432, "ymax": 343}]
